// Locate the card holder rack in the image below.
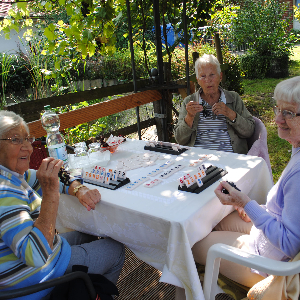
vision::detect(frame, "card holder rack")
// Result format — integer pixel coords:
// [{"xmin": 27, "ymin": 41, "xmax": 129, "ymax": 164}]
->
[
  {"xmin": 144, "ymin": 145, "xmax": 188, "ymax": 155},
  {"xmin": 178, "ymin": 165, "xmax": 228, "ymax": 194},
  {"xmin": 83, "ymin": 177, "xmax": 130, "ymax": 190}
]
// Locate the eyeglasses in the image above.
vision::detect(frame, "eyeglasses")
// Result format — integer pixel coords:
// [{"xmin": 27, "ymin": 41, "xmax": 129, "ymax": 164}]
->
[
  {"xmin": 0, "ymin": 135, "xmax": 35, "ymax": 145},
  {"xmin": 273, "ymin": 106, "xmax": 300, "ymax": 120}
]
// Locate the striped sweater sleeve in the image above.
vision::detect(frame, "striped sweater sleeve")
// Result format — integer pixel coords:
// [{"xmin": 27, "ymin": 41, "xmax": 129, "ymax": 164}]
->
[{"xmin": 0, "ymin": 175, "xmax": 53, "ymax": 268}]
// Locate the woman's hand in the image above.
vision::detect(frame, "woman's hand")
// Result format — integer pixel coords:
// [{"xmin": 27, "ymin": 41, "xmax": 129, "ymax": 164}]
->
[
  {"xmin": 186, "ymin": 101, "xmax": 203, "ymax": 118},
  {"xmin": 37, "ymin": 157, "xmax": 64, "ymax": 198},
  {"xmin": 234, "ymin": 206, "xmax": 252, "ymax": 223},
  {"xmin": 76, "ymin": 187, "xmax": 101, "ymax": 211},
  {"xmin": 185, "ymin": 101, "xmax": 203, "ymax": 128},
  {"xmin": 69, "ymin": 181, "xmax": 101, "ymax": 211},
  {"xmin": 214, "ymin": 181, "xmax": 251, "ymax": 208},
  {"xmin": 212, "ymin": 102, "xmax": 237, "ymax": 121}
]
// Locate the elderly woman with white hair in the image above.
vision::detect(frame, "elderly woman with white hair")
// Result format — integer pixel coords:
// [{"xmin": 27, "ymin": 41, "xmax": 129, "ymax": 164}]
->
[
  {"xmin": 0, "ymin": 111, "xmax": 125, "ymax": 299},
  {"xmin": 176, "ymin": 76, "xmax": 300, "ymax": 299},
  {"xmin": 174, "ymin": 53, "xmax": 255, "ymax": 154}
]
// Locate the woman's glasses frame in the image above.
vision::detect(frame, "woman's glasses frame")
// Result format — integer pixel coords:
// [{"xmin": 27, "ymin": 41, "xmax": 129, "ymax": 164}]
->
[
  {"xmin": 0, "ymin": 135, "xmax": 35, "ymax": 145},
  {"xmin": 273, "ymin": 106, "xmax": 300, "ymax": 120}
]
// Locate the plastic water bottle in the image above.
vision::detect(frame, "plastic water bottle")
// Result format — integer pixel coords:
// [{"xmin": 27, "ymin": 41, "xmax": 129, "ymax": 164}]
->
[{"xmin": 41, "ymin": 105, "xmax": 68, "ymax": 167}]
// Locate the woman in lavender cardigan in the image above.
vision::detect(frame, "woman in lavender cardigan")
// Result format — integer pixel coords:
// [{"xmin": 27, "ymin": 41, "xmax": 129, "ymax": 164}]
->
[
  {"xmin": 197, "ymin": 76, "xmax": 300, "ymax": 284},
  {"xmin": 176, "ymin": 76, "xmax": 300, "ymax": 299}
]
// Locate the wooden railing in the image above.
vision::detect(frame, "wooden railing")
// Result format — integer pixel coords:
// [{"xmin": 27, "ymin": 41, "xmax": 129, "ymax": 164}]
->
[
  {"xmin": 4, "ymin": 76, "xmax": 195, "ymax": 140},
  {"xmin": 26, "ymin": 89, "xmax": 162, "ymax": 139}
]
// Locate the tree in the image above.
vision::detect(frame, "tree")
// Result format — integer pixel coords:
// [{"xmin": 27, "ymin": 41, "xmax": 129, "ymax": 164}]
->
[
  {"xmin": 0, "ymin": 0, "xmax": 123, "ymax": 60},
  {"xmin": 0, "ymin": 0, "xmax": 218, "ymax": 77},
  {"xmin": 230, "ymin": 0, "xmax": 292, "ymax": 56},
  {"xmin": 115, "ymin": 0, "xmax": 216, "ymax": 78},
  {"xmin": 218, "ymin": 0, "xmax": 294, "ymax": 78}
]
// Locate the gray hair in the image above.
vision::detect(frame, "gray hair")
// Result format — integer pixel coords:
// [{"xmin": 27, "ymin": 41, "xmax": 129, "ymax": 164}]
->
[
  {"xmin": 0, "ymin": 111, "xmax": 29, "ymax": 139},
  {"xmin": 195, "ymin": 54, "xmax": 221, "ymax": 78},
  {"xmin": 274, "ymin": 77, "xmax": 300, "ymax": 106}
]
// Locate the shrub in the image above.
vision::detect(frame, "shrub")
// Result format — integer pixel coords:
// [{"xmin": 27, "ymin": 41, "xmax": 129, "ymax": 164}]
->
[
  {"xmin": 226, "ymin": 0, "xmax": 293, "ymax": 79},
  {"xmin": 221, "ymin": 47, "xmax": 244, "ymax": 94},
  {"xmin": 240, "ymin": 51, "xmax": 289, "ymax": 79},
  {"xmin": 0, "ymin": 54, "xmax": 31, "ymax": 94}
]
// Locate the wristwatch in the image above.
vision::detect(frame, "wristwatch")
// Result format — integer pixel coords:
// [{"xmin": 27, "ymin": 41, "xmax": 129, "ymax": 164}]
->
[
  {"xmin": 73, "ymin": 184, "xmax": 86, "ymax": 196},
  {"xmin": 231, "ymin": 117, "xmax": 237, "ymax": 123}
]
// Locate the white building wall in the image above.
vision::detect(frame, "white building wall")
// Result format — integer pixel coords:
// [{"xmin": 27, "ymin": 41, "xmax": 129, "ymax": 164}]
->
[{"xmin": 0, "ymin": 27, "xmax": 37, "ymax": 54}]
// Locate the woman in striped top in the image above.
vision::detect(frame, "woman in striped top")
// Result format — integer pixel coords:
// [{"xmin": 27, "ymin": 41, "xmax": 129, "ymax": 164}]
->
[
  {"xmin": 174, "ymin": 54, "xmax": 255, "ymax": 154},
  {"xmin": 0, "ymin": 111, "xmax": 125, "ymax": 299}
]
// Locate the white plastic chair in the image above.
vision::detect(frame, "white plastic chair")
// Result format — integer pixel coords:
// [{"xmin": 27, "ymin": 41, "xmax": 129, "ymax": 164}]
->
[{"xmin": 203, "ymin": 243, "xmax": 300, "ymax": 300}]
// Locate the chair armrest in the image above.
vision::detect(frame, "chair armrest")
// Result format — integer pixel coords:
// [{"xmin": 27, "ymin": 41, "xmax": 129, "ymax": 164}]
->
[
  {"xmin": 0, "ymin": 271, "xmax": 97, "ymax": 300},
  {"xmin": 203, "ymin": 243, "xmax": 300, "ymax": 300}
]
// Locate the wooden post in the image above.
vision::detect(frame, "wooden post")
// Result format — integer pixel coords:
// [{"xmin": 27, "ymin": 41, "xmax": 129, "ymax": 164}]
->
[
  {"xmin": 192, "ymin": 52, "xmax": 200, "ymax": 92},
  {"xmin": 214, "ymin": 33, "xmax": 226, "ymax": 86},
  {"xmin": 164, "ymin": 62, "xmax": 173, "ymax": 142}
]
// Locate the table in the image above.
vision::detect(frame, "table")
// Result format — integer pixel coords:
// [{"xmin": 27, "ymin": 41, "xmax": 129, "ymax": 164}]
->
[{"xmin": 56, "ymin": 139, "xmax": 273, "ymax": 300}]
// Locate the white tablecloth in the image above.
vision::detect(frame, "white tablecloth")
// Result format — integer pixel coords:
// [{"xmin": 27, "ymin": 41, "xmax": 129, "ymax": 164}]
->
[{"xmin": 56, "ymin": 139, "xmax": 273, "ymax": 300}]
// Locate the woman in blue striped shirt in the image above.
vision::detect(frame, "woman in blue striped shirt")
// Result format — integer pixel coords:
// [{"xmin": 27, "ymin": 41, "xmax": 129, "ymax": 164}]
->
[{"xmin": 0, "ymin": 111, "xmax": 125, "ymax": 299}]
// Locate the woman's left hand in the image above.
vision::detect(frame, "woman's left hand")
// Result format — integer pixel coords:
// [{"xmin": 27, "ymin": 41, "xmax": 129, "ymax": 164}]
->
[
  {"xmin": 214, "ymin": 181, "xmax": 251, "ymax": 208},
  {"xmin": 212, "ymin": 102, "xmax": 237, "ymax": 121},
  {"xmin": 76, "ymin": 187, "xmax": 101, "ymax": 211},
  {"xmin": 234, "ymin": 206, "xmax": 252, "ymax": 222}
]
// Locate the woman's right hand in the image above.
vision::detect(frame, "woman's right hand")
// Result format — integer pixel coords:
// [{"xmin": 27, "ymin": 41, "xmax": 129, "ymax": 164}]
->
[
  {"xmin": 186, "ymin": 101, "xmax": 203, "ymax": 118},
  {"xmin": 214, "ymin": 181, "xmax": 251, "ymax": 208},
  {"xmin": 36, "ymin": 157, "xmax": 64, "ymax": 197},
  {"xmin": 185, "ymin": 101, "xmax": 203, "ymax": 128}
]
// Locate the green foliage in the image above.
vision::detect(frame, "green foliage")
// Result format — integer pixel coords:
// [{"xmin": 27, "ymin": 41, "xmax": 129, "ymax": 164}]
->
[
  {"xmin": 209, "ymin": 0, "xmax": 239, "ymax": 38},
  {"xmin": 222, "ymin": 0, "xmax": 294, "ymax": 79},
  {"xmin": 60, "ymin": 101, "xmax": 107, "ymax": 145},
  {"xmin": 0, "ymin": 0, "xmax": 124, "ymax": 62},
  {"xmin": 116, "ymin": 0, "xmax": 216, "ymax": 78},
  {"xmin": 230, "ymin": 0, "xmax": 293, "ymax": 56},
  {"xmin": 221, "ymin": 47, "xmax": 244, "ymax": 95},
  {"xmin": 240, "ymin": 51, "xmax": 289, "ymax": 79},
  {"xmin": 64, "ymin": 120, "xmax": 107, "ymax": 145},
  {"xmin": 290, "ymin": 29, "xmax": 300, "ymax": 45},
  {"xmin": 20, "ymin": 39, "xmax": 53, "ymax": 99},
  {"xmin": 0, "ymin": 52, "xmax": 31, "ymax": 103},
  {"xmin": 0, "ymin": 53, "xmax": 14, "ymax": 107},
  {"xmin": 72, "ymin": 41, "xmax": 157, "ymax": 82}
]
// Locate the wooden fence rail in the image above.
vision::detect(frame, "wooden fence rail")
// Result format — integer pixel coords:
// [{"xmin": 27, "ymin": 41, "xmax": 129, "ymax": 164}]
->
[
  {"xmin": 26, "ymin": 89, "xmax": 162, "ymax": 139},
  {"xmin": 5, "ymin": 79, "xmax": 152, "ymax": 123},
  {"xmin": 4, "ymin": 76, "xmax": 195, "ymax": 140}
]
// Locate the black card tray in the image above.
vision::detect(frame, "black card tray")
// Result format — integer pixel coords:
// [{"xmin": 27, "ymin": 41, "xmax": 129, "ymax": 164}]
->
[
  {"xmin": 83, "ymin": 177, "xmax": 130, "ymax": 190},
  {"xmin": 144, "ymin": 145, "xmax": 188, "ymax": 155},
  {"xmin": 178, "ymin": 165, "xmax": 227, "ymax": 194}
]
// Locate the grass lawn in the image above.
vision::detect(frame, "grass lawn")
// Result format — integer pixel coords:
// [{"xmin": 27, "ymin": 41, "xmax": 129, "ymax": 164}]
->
[{"xmin": 242, "ymin": 45, "xmax": 300, "ymax": 182}]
